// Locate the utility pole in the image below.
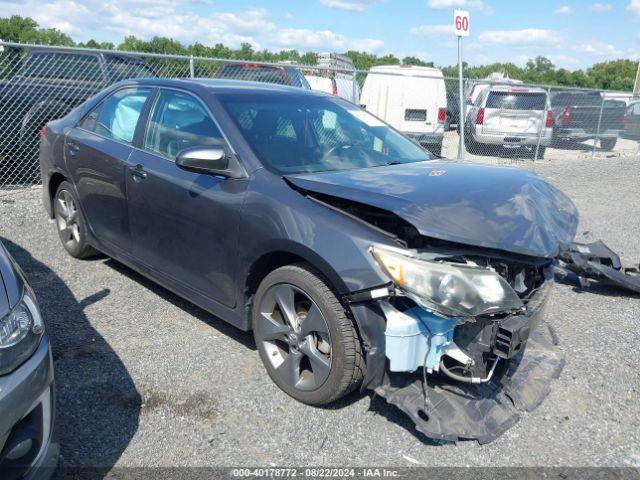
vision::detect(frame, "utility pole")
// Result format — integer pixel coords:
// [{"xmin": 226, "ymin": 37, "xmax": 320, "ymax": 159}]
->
[{"xmin": 634, "ymin": 60, "xmax": 640, "ymax": 97}]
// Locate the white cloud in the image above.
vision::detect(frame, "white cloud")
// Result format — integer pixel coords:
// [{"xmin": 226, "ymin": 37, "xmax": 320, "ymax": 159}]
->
[
  {"xmin": 628, "ymin": 0, "xmax": 640, "ymax": 16},
  {"xmin": 319, "ymin": 0, "xmax": 379, "ymax": 11},
  {"xmin": 555, "ymin": 5, "xmax": 572, "ymax": 14},
  {"xmin": 427, "ymin": 0, "xmax": 483, "ymax": 8},
  {"xmin": 477, "ymin": 29, "xmax": 559, "ymax": 46},
  {"xmin": 427, "ymin": 0, "xmax": 492, "ymax": 14},
  {"xmin": 410, "ymin": 24, "xmax": 454, "ymax": 36},
  {"xmin": 591, "ymin": 3, "xmax": 612, "ymax": 11},
  {"xmin": 576, "ymin": 42, "xmax": 624, "ymax": 57},
  {"xmin": 0, "ymin": 0, "xmax": 384, "ymax": 52}
]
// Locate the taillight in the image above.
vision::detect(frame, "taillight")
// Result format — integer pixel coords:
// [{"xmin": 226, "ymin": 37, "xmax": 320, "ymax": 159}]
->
[
  {"xmin": 437, "ymin": 108, "xmax": 447, "ymax": 123},
  {"xmin": 476, "ymin": 107, "xmax": 485, "ymax": 125},
  {"xmin": 38, "ymin": 126, "xmax": 46, "ymax": 139},
  {"xmin": 545, "ymin": 110, "xmax": 554, "ymax": 128},
  {"xmin": 562, "ymin": 107, "xmax": 572, "ymax": 125},
  {"xmin": 332, "ymin": 84, "xmax": 338, "ymax": 96}
]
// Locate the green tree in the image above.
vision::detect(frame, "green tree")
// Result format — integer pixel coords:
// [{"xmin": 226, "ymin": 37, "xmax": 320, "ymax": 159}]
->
[{"xmin": 402, "ymin": 56, "xmax": 434, "ymax": 67}]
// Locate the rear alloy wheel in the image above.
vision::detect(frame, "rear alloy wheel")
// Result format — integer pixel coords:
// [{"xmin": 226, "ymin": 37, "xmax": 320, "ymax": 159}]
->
[
  {"xmin": 252, "ymin": 264, "xmax": 364, "ymax": 405},
  {"xmin": 54, "ymin": 181, "xmax": 98, "ymax": 259}
]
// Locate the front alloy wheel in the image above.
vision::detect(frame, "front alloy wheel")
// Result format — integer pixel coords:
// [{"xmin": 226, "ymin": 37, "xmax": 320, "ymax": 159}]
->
[
  {"xmin": 252, "ymin": 264, "xmax": 364, "ymax": 405},
  {"xmin": 257, "ymin": 283, "xmax": 333, "ymax": 392}
]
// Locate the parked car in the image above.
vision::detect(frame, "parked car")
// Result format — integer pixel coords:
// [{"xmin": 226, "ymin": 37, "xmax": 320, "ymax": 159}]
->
[
  {"xmin": 446, "ymin": 90, "xmax": 460, "ymax": 131},
  {"xmin": 465, "ymin": 86, "xmax": 553, "ymax": 158},
  {"xmin": 359, "ymin": 65, "xmax": 447, "ymax": 155},
  {"xmin": 550, "ymin": 90, "xmax": 626, "ymax": 151},
  {"xmin": 305, "ymin": 73, "xmax": 359, "ymax": 103},
  {"xmin": 0, "ymin": 47, "xmax": 156, "ymax": 184},
  {"xmin": 40, "ymin": 78, "xmax": 577, "ymax": 443},
  {"xmin": 0, "ymin": 240, "xmax": 57, "ymax": 479},
  {"xmin": 623, "ymin": 100, "xmax": 640, "ymax": 140},
  {"xmin": 216, "ymin": 63, "xmax": 310, "ymax": 89}
]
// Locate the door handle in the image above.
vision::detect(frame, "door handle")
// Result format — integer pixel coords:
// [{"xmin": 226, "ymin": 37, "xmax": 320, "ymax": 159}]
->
[{"xmin": 129, "ymin": 164, "xmax": 147, "ymax": 180}]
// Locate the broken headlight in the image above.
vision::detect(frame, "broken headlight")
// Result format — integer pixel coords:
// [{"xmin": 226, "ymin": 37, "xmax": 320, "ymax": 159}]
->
[{"xmin": 371, "ymin": 246, "xmax": 523, "ymax": 318}]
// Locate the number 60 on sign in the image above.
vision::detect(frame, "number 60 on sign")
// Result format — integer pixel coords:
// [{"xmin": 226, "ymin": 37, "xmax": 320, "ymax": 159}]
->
[{"xmin": 454, "ymin": 10, "xmax": 470, "ymax": 37}]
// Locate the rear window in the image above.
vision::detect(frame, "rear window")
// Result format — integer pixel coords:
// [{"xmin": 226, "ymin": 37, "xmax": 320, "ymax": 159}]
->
[
  {"xmin": 20, "ymin": 52, "xmax": 103, "ymax": 82},
  {"xmin": 486, "ymin": 92, "xmax": 546, "ymax": 110},
  {"xmin": 550, "ymin": 92, "xmax": 602, "ymax": 107},
  {"xmin": 106, "ymin": 56, "xmax": 156, "ymax": 82},
  {"xmin": 405, "ymin": 109, "xmax": 426, "ymax": 121}
]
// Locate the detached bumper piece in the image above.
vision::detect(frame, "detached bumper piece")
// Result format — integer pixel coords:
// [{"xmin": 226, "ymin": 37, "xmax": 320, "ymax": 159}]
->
[
  {"xmin": 374, "ymin": 323, "xmax": 564, "ymax": 444},
  {"xmin": 556, "ymin": 240, "xmax": 640, "ymax": 294}
]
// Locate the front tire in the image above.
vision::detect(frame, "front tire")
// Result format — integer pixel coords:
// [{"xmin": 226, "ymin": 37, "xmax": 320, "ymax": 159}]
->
[
  {"xmin": 53, "ymin": 181, "xmax": 98, "ymax": 259},
  {"xmin": 252, "ymin": 264, "xmax": 364, "ymax": 406}
]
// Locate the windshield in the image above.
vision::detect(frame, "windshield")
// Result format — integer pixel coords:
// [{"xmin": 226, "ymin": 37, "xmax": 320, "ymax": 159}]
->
[
  {"xmin": 218, "ymin": 93, "xmax": 430, "ymax": 174},
  {"xmin": 486, "ymin": 92, "xmax": 547, "ymax": 110}
]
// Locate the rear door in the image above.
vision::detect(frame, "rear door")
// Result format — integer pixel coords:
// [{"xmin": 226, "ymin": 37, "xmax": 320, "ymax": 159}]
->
[
  {"xmin": 126, "ymin": 88, "xmax": 247, "ymax": 308},
  {"xmin": 482, "ymin": 91, "xmax": 547, "ymax": 137},
  {"xmin": 66, "ymin": 86, "xmax": 153, "ymax": 253}
]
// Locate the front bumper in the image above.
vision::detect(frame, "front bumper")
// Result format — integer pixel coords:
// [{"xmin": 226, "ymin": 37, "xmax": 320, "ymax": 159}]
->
[
  {"xmin": 0, "ymin": 333, "xmax": 58, "ymax": 480},
  {"xmin": 352, "ymin": 280, "xmax": 564, "ymax": 444}
]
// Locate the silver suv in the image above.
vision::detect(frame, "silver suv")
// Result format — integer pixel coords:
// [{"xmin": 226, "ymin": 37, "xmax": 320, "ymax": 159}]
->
[{"xmin": 465, "ymin": 86, "xmax": 553, "ymax": 158}]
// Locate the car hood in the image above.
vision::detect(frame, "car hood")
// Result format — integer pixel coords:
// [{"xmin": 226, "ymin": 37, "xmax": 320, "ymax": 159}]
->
[{"xmin": 285, "ymin": 161, "xmax": 578, "ymax": 259}]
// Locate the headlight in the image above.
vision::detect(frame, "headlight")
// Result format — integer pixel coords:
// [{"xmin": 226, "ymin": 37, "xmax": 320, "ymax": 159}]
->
[
  {"xmin": 0, "ymin": 290, "xmax": 44, "ymax": 375},
  {"xmin": 371, "ymin": 246, "xmax": 523, "ymax": 318}
]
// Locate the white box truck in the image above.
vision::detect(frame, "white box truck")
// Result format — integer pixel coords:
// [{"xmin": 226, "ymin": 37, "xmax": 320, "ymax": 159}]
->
[{"xmin": 360, "ymin": 65, "xmax": 447, "ymax": 155}]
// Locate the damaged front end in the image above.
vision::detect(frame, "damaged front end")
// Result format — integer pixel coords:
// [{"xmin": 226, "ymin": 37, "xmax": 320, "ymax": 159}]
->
[
  {"xmin": 349, "ymin": 245, "xmax": 565, "ymax": 444},
  {"xmin": 285, "ymin": 161, "xmax": 578, "ymax": 443}
]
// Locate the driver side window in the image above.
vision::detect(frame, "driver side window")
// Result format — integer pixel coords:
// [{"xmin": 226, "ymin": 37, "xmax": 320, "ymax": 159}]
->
[{"xmin": 145, "ymin": 89, "xmax": 224, "ymax": 160}]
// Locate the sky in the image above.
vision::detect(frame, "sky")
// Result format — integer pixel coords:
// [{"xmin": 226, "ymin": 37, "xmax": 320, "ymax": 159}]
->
[{"xmin": 1, "ymin": 0, "xmax": 639, "ymax": 69}]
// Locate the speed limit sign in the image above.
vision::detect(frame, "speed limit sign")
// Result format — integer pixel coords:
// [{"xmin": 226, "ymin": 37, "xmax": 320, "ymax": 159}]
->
[{"xmin": 453, "ymin": 10, "xmax": 470, "ymax": 37}]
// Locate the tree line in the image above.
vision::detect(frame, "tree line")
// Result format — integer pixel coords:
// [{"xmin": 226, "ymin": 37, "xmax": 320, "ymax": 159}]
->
[{"xmin": 0, "ymin": 15, "xmax": 637, "ymax": 91}]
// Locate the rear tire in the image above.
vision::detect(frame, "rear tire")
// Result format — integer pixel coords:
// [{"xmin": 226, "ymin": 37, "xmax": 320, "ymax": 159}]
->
[
  {"xmin": 53, "ymin": 181, "xmax": 98, "ymax": 259},
  {"xmin": 252, "ymin": 263, "xmax": 364, "ymax": 406}
]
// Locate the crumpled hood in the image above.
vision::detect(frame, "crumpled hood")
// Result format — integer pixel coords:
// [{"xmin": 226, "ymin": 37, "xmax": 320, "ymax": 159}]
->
[{"xmin": 286, "ymin": 161, "xmax": 579, "ymax": 259}]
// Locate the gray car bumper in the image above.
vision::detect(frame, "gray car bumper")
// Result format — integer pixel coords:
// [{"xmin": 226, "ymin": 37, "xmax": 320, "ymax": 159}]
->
[{"xmin": 0, "ymin": 333, "xmax": 58, "ymax": 480}]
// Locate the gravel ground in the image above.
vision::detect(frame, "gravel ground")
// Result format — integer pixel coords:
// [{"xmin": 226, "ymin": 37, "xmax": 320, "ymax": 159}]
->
[{"xmin": 0, "ymin": 154, "xmax": 639, "ymax": 470}]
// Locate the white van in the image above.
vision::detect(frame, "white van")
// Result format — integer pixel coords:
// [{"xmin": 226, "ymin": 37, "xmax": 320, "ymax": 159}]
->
[
  {"xmin": 359, "ymin": 65, "xmax": 447, "ymax": 155},
  {"xmin": 306, "ymin": 75, "xmax": 334, "ymax": 95},
  {"xmin": 305, "ymin": 73, "xmax": 360, "ymax": 103}
]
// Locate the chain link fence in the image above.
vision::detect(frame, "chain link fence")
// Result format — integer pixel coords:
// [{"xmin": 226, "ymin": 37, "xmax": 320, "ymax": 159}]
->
[{"xmin": 0, "ymin": 41, "xmax": 638, "ymax": 191}]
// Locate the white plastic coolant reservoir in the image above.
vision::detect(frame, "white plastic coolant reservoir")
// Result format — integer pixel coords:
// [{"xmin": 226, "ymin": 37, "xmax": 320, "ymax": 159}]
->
[{"xmin": 380, "ymin": 302, "xmax": 430, "ymax": 372}]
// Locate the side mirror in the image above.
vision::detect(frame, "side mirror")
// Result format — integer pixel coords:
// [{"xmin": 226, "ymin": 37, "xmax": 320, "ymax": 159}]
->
[{"xmin": 176, "ymin": 146, "xmax": 243, "ymax": 178}]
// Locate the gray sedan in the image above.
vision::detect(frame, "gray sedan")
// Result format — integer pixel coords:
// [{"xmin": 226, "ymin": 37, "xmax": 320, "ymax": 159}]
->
[{"xmin": 0, "ymin": 241, "xmax": 57, "ymax": 479}]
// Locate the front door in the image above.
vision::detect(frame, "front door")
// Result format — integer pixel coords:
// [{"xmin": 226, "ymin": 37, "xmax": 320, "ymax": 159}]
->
[
  {"xmin": 66, "ymin": 86, "xmax": 152, "ymax": 253},
  {"xmin": 126, "ymin": 89, "xmax": 246, "ymax": 308}
]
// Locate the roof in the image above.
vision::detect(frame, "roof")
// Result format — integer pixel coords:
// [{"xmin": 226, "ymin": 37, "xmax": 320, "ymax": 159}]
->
[
  {"xmin": 369, "ymin": 64, "xmax": 443, "ymax": 77},
  {"xmin": 130, "ymin": 77, "xmax": 324, "ymax": 95},
  {"xmin": 488, "ymin": 85, "xmax": 548, "ymax": 94}
]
